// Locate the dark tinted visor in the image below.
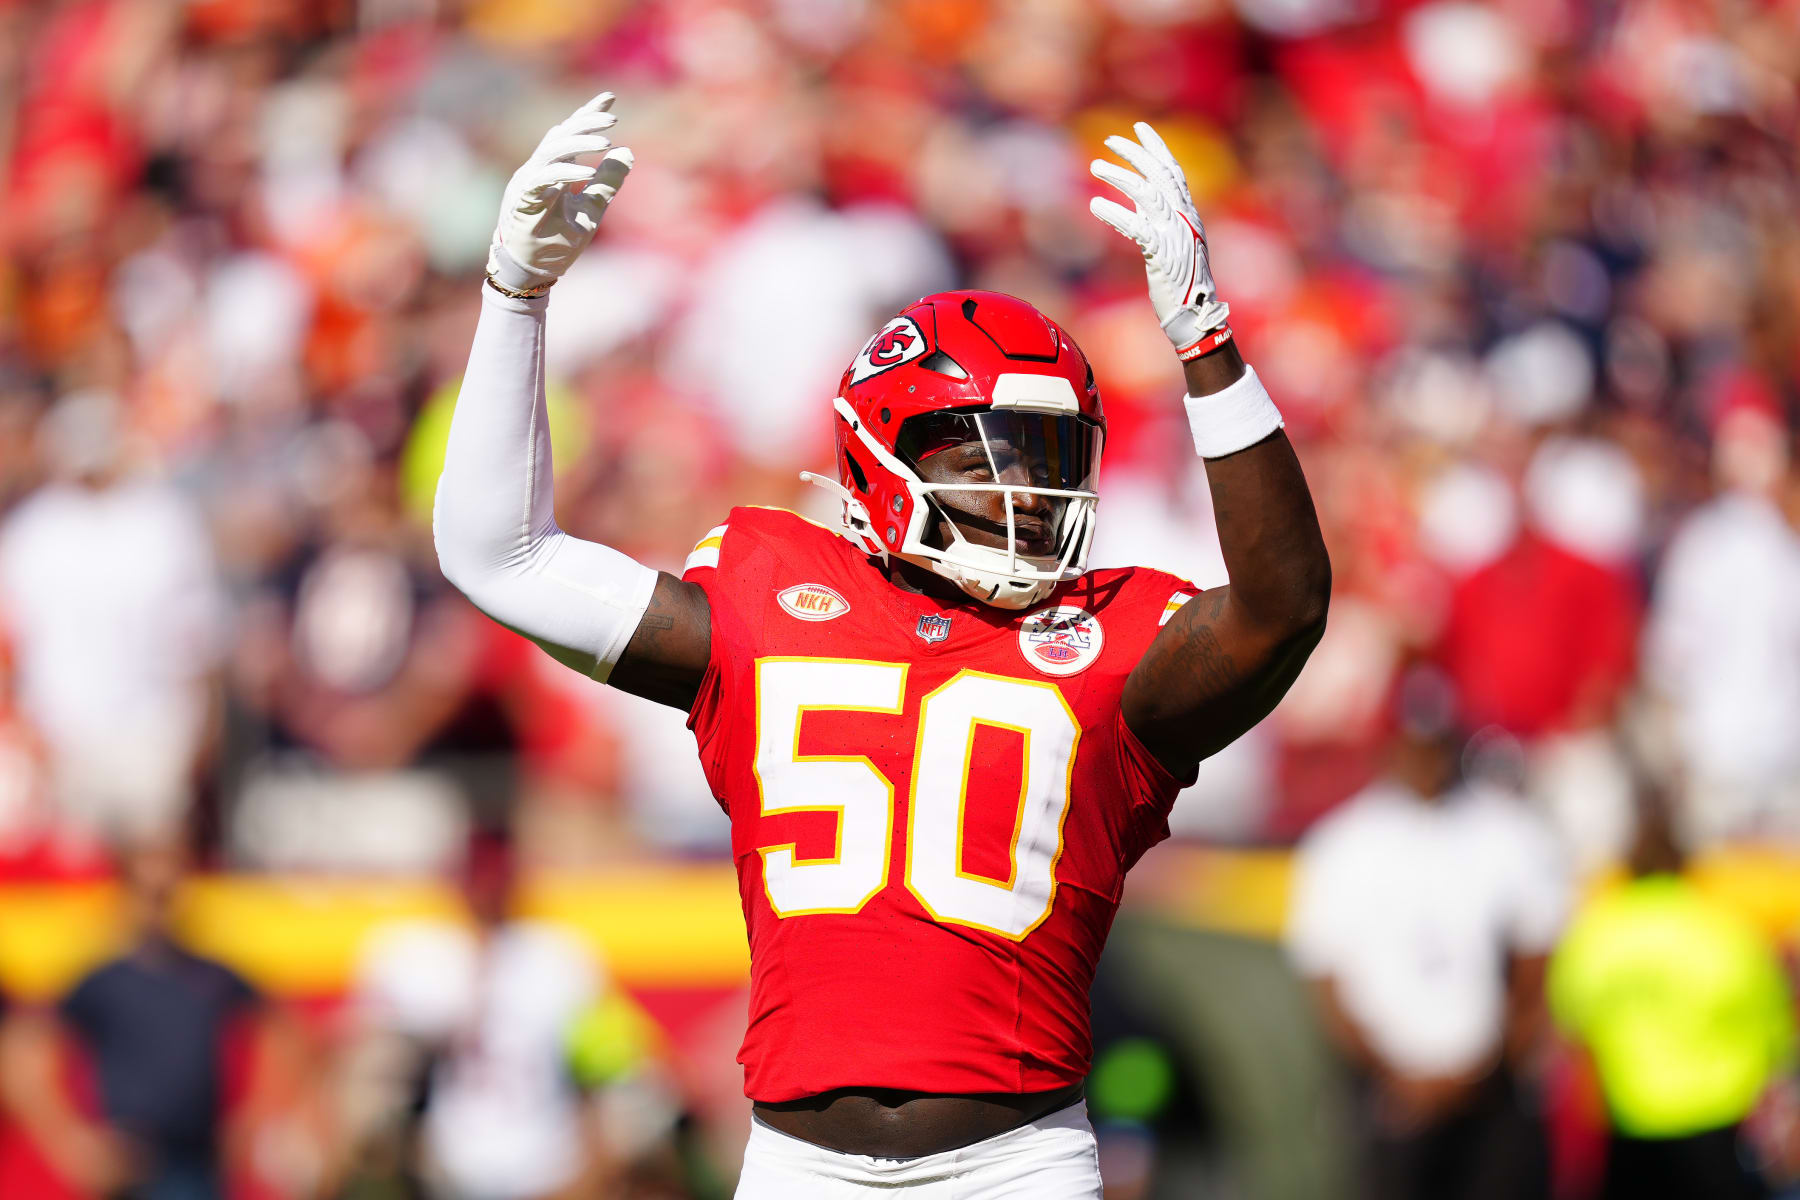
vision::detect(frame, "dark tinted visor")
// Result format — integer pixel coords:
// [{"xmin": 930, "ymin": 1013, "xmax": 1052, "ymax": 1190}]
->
[{"xmin": 896, "ymin": 409, "xmax": 1102, "ymax": 493}]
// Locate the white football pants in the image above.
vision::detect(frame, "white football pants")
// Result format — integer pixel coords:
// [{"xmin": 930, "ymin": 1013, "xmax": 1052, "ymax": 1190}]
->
[{"xmin": 734, "ymin": 1101, "xmax": 1102, "ymax": 1199}]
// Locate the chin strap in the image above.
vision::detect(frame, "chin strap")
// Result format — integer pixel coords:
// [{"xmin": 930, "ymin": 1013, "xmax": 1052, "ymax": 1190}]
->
[
  {"xmin": 952, "ymin": 571, "xmax": 1050, "ymax": 609},
  {"xmin": 798, "ymin": 471, "xmax": 884, "ymax": 558}
]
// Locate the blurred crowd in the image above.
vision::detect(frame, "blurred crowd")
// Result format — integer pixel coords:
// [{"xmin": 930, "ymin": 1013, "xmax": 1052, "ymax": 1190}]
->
[{"xmin": 0, "ymin": 0, "xmax": 1798, "ymax": 1196}]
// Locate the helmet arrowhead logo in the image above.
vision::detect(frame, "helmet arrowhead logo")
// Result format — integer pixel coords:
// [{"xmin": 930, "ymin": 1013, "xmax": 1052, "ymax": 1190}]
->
[
  {"xmin": 867, "ymin": 327, "xmax": 916, "ymax": 366},
  {"xmin": 850, "ymin": 316, "xmax": 929, "ymax": 385}
]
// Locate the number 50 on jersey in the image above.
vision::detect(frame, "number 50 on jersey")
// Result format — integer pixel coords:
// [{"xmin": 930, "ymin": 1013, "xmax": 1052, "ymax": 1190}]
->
[{"xmin": 753, "ymin": 657, "xmax": 1079, "ymax": 940}]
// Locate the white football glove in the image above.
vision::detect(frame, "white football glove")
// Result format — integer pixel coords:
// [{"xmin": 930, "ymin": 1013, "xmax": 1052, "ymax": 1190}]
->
[
  {"xmin": 488, "ymin": 91, "xmax": 635, "ymax": 294},
  {"xmin": 1089, "ymin": 122, "xmax": 1231, "ymax": 360}
]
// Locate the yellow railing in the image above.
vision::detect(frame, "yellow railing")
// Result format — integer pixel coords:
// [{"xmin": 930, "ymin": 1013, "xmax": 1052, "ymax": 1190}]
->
[{"xmin": 0, "ymin": 846, "xmax": 1793, "ymax": 1001}]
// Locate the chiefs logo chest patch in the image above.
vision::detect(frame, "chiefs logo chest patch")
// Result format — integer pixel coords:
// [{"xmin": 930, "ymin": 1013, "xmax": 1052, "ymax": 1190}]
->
[
  {"xmin": 1018, "ymin": 606, "xmax": 1105, "ymax": 677},
  {"xmin": 777, "ymin": 583, "xmax": 851, "ymax": 622},
  {"xmin": 849, "ymin": 316, "xmax": 929, "ymax": 384}
]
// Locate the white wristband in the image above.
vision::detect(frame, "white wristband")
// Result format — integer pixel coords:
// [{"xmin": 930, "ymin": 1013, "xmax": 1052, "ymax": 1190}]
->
[{"xmin": 1183, "ymin": 363, "xmax": 1283, "ymax": 459}]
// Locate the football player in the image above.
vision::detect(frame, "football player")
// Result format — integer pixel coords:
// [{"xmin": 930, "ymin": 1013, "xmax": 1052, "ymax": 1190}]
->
[{"xmin": 435, "ymin": 92, "xmax": 1330, "ymax": 1197}]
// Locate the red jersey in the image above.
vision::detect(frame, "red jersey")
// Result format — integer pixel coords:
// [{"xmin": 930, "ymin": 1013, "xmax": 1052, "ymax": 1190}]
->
[{"xmin": 682, "ymin": 507, "xmax": 1197, "ymax": 1102}]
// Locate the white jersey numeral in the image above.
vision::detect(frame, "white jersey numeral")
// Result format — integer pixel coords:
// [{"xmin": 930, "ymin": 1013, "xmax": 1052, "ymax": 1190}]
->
[
  {"xmin": 906, "ymin": 672, "xmax": 1079, "ymax": 938},
  {"xmin": 752, "ymin": 658, "xmax": 1079, "ymax": 939},
  {"xmin": 754, "ymin": 658, "xmax": 908, "ymax": 916}
]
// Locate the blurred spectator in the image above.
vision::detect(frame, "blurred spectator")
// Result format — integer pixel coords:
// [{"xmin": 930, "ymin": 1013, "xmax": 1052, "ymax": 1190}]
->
[
  {"xmin": 0, "ymin": 390, "xmax": 224, "ymax": 845},
  {"xmin": 226, "ymin": 455, "xmax": 487, "ymax": 874},
  {"xmin": 565, "ymin": 989, "xmax": 693, "ymax": 1198},
  {"xmin": 1435, "ymin": 527, "xmax": 1639, "ymax": 744},
  {"xmin": 1286, "ymin": 673, "xmax": 1572, "ymax": 1200},
  {"xmin": 574, "ymin": 679, "xmax": 732, "ymax": 858},
  {"xmin": 664, "ymin": 200, "xmax": 954, "ymax": 474},
  {"xmin": 0, "ymin": 837, "xmax": 310, "ymax": 1200},
  {"xmin": 1489, "ymin": 435, "xmax": 1651, "ymax": 871},
  {"xmin": 1549, "ymin": 782, "xmax": 1796, "ymax": 1200},
  {"xmin": 346, "ymin": 834, "xmax": 617, "ymax": 1200},
  {"xmin": 1644, "ymin": 406, "xmax": 1800, "ymax": 847}
]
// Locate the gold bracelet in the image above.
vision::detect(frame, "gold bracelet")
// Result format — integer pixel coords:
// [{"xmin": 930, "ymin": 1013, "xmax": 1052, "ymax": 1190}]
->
[{"xmin": 484, "ymin": 274, "xmax": 554, "ymax": 300}]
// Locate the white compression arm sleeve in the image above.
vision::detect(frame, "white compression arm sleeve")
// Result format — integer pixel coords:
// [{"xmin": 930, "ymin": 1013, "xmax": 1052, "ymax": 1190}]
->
[{"xmin": 433, "ymin": 285, "xmax": 657, "ymax": 681}]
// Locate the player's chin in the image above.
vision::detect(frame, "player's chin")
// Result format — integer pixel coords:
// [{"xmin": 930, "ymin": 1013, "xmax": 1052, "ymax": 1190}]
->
[
  {"xmin": 934, "ymin": 503, "xmax": 1056, "ymax": 558},
  {"xmin": 947, "ymin": 522, "xmax": 1055, "ymax": 559}
]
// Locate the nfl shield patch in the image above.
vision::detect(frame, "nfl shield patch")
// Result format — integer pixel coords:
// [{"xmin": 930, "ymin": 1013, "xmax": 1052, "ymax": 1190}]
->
[{"xmin": 916, "ymin": 613, "xmax": 952, "ymax": 644}]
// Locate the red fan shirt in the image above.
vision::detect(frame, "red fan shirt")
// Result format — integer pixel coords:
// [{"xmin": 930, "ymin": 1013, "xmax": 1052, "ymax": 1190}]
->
[{"xmin": 683, "ymin": 507, "xmax": 1197, "ymax": 1102}]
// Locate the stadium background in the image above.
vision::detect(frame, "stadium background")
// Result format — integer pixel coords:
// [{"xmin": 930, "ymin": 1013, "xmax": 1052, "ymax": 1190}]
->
[{"xmin": 1, "ymin": 0, "xmax": 1798, "ymax": 1196}]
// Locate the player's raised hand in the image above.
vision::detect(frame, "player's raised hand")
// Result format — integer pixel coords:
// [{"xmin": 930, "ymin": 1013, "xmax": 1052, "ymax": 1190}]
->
[
  {"xmin": 488, "ymin": 91, "xmax": 635, "ymax": 295},
  {"xmin": 1089, "ymin": 123, "xmax": 1232, "ymax": 361}
]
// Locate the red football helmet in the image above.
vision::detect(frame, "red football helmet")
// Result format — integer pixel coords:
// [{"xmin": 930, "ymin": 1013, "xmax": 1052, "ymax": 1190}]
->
[{"xmin": 802, "ymin": 291, "xmax": 1105, "ymax": 609}]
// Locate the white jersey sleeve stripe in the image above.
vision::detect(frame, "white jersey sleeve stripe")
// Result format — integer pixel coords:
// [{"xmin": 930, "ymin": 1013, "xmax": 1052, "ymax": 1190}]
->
[
  {"xmin": 1159, "ymin": 591, "xmax": 1194, "ymax": 626},
  {"xmin": 684, "ymin": 524, "xmax": 728, "ymax": 573}
]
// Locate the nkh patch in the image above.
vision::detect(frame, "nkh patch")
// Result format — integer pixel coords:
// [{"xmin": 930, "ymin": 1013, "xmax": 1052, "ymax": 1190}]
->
[
  {"xmin": 1018, "ymin": 606, "xmax": 1104, "ymax": 677},
  {"xmin": 849, "ymin": 316, "xmax": 929, "ymax": 384},
  {"xmin": 1160, "ymin": 591, "xmax": 1194, "ymax": 626},
  {"xmin": 776, "ymin": 583, "xmax": 851, "ymax": 622},
  {"xmin": 916, "ymin": 613, "xmax": 952, "ymax": 644}
]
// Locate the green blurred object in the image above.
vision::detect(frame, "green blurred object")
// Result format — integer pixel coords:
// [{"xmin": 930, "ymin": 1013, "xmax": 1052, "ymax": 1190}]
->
[
  {"xmin": 1091, "ymin": 1036, "xmax": 1178, "ymax": 1123},
  {"xmin": 1550, "ymin": 873, "xmax": 1796, "ymax": 1139},
  {"xmin": 566, "ymin": 990, "xmax": 661, "ymax": 1089},
  {"xmin": 1104, "ymin": 917, "xmax": 1350, "ymax": 1200},
  {"xmin": 402, "ymin": 375, "xmax": 590, "ymax": 526}
]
